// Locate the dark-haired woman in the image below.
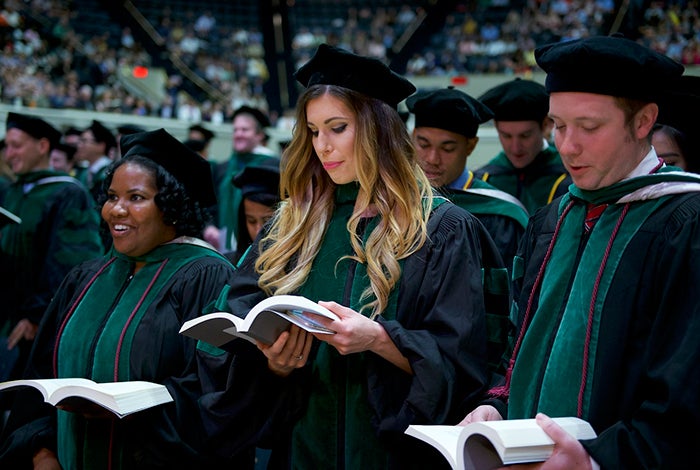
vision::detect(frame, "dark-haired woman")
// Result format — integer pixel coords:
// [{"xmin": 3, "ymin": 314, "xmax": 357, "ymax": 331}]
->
[{"xmin": 0, "ymin": 129, "xmax": 251, "ymax": 469}]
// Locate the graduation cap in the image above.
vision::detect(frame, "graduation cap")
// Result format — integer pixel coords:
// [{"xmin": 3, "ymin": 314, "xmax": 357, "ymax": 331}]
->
[
  {"xmin": 657, "ymin": 75, "xmax": 700, "ymax": 129},
  {"xmin": 6, "ymin": 112, "xmax": 62, "ymax": 150},
  {"xmin": 535, "ymin": 35, "xmax": 684, "ymax": 103},
  {"xmin": 120, "ymin": 128, "xmax": 217, "ymax": 208},
  {"xmin": 188, "ymin": 123, "xmax": 215, "ymax": 143},
  {"xmin": 63, "ymin": 126, "xmax": 82, "ymax": 137},
  {"xmin": 54, "ymin": 141, "xmax": 77, "ymax": 159},
  {"xmin": 294, "ymin": 43, "xmax": 416, "ymax": 108},
  {"xmin": 117, "ymin": 124, "xmax": 146, "ymax": 136},
  {"xmin": 183, "ymin": 138, "xmax": 207, "ymax": 154},
  {"xmin": 232, "ymin": 157, "xmax": 281, "ymax": 206},
  {"xmin": 478, "ymin": 78, "xmax": 549, "ymax": 122},
  {"xmin": 656, "ymin": 75, "xmax": 700, "ymax": 170},
  {"xmin": 232, "ymin": 106, "xmax": 271, "ymax": 129},
  {"xmin": 406, "ymin": 87, "xmax": 493, "ymax": 138},
  {"xmin": 86, "ymin": 120, "xmax": 117, "ymax": 150}
]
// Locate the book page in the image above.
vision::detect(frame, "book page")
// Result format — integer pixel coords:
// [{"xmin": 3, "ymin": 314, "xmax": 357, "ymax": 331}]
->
[
  {"xmin": 51, "ymin": 380, "xmax": 173, "ymax": 418},
  {"xmin": 0, "ymin": 378, "xmax": 97, "ymax": 400},
  {"xmin": 179, "ymin": 312, "xmax": 244, "ymax": 347},
  {"xmin": 269, "ymin": 309, "xmax": 336, "ymax": 334},
  {"xmin": 249, "ymin": 295, "xmax": 339, "ymax": 321},
  {"xmin": 405, "ymin": 425, "xmax": 460, "ymax": 469}
]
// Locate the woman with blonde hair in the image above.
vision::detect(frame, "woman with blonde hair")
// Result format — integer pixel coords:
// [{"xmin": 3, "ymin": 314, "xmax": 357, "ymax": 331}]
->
[{"xmin": 216, "ymin": 44, "xmax": 494, "ymax": 468}]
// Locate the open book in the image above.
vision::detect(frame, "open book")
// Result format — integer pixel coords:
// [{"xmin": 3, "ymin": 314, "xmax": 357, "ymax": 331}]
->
[
  {"xmin": 405, "ymin": 417, "xmax": 596, "ymax": 470},
  {"xmin": 179, "ymin": 294, "xmax": 340, "ymax": 346},
  {"xmin": 0, "ymin": 378, "xmax": 173, "ymax": 419},
  {"xmin": 0, "ymin": 206, "xmax": 21, "ymax": 228}
]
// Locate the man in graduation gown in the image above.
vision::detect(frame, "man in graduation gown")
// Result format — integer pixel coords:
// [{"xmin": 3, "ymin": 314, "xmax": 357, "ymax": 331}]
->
[
  {"xmin": 474, "ymin": 78, "xmax": 571, "ymax": 214},
  {"xmin": 0, "ymin": 112, "xmax": 103, "ymax": 387},
  {"xmin": 73, "ymin": 119, "xmax": 117, "ymax": 201},
  {"xmin": 461, "ymin": 35, "xmax": 700, "ymax": 469},
  {"xmin": 406, "ymin": 86, "xmax": 529, "ymax": 271},
  {"xmin": 207, "ymin": 105, "xmax": 279, "ymax": 253}
]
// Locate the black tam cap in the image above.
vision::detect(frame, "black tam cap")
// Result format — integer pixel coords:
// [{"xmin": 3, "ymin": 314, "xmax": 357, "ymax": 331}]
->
[
  {"xmin": 232, "ymin": 106, "xmax": 271, "ymax": 129},
  {"xmin": 120, "ymin": 128, "xmax": 217, "ymax": 208},
  {"xmin": 535, "ymin": 35, "xmax": 684, "ymax": 102},
  {"xmin": 54, "ymin": 141, "xmax": 77, "ymax": 159},
  {"xmin": 406, "ymin": 87, "xmax": 493, "ymax": 138},
  {"xmin": 232, "ymin": 157, "xmax": 281, "ymax": 205},
  {"xmin": 6, "ymin": 112, "xmax": 62, "ymax": 150},
  {"xmin": 479, "ymin": 78, "xmax": 549, "ymax": 122},
  {"xmin": 294, "ymin": 43, "xmax": 416, "ymax": 108},
  {"xmin": 117, "ymin": 124, "xmax": 146, "ymax": 136},
  {"xmin": 87, "ymin": 120, "xmax": 117, "ymax": 150},
  {"xmin": 188, "ymin": 123, "xmax": 215, "ymax": 143},
  {"xmin": 657, "ymin": 75, "xmax": 700, "ymax": 128}
]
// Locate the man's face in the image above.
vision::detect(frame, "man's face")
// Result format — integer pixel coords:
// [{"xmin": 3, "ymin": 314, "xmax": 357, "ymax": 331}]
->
[
  {"xmin": 232, "ymin": 114, "xmax": 264, "ymax": 154},
  {"xmin": 412, "ymin": 127, "xmax": 475, "ymax": 188},
  {"xmin": 4, "ymin": 128, "xmax": 48, "ymax": 175},
  {"xmin": 494, "ymin": 120, "xmax": 548, "ymax": 169},
  {"xmin": 549, "ymin": 92, "xmax": 651, "ymax": 190},
  {"xmin": 75, "ymin": 130, "xmax": 106, "ymax": 164}
]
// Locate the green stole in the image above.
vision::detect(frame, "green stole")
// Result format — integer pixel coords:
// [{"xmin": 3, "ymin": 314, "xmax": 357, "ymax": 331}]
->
[
  {"xmin": 481, "ymin": 146, "xmax": 566, "ymax": 214},
  {"xmin": 55, "ymin": 240, "xmax": 226, "ymax": 469},
  {"xmin": 508, "ymin": 170, "xmax": 700, "ymax": 419},
  {"xmin": 448, "ymin": 174, "xmax": 529, "ymax": 229},
  {"xmin": 217, "ymin": 152, "xmax": 271, "ymax": 251},
  {"xmin": 291, "ymin": 183, "xmax": 403, "ymax": 468}
]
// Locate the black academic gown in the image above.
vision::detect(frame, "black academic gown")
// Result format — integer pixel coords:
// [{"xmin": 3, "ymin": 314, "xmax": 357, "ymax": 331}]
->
[
  {"xmin": 505, "ymin": 179, "xmax": 700, "ymax": 469},
  {"xmin": 204, "ymin": 189, "xmax": 499, "ymax": 469},
  {"xmin": 0, "ymin": 241, "xmax": 252, "ymax": 470}
]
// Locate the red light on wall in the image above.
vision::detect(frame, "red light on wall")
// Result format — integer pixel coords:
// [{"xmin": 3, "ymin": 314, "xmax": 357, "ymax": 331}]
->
[
  {"xmin": 133, "ymin": 66, "xmax": 149, "ymax": 79},
  {"xmin": 451, "ymin": 76, "xmax": 468, "ymax": 85}
]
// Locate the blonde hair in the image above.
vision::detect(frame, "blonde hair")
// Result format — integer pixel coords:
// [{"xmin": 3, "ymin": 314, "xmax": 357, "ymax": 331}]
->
[{"xmin": 255, "ymin": 85, "xmax": 432, "ymax": 318}]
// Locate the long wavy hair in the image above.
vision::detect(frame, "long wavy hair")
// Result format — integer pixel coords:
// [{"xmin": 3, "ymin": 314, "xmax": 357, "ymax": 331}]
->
[{"xmin": 256, "ymin": 84, "xmax": 432, "ymax": 318}]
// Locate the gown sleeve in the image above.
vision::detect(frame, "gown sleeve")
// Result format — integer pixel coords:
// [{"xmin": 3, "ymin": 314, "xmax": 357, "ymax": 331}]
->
[{"xmin": 368, "ymin": 203, "xmax": 490, "ymax": 435}]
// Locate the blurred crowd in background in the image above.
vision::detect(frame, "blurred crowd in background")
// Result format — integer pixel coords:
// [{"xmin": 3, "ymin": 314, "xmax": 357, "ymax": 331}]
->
[{"xmin": 0, "ymin": 0, "xmax": 696, "ymax": 129}]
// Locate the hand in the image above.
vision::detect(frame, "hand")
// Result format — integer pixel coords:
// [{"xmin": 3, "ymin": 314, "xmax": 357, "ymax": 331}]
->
[
  {"xmin": 313, "ymin": 301, "xmax": 412, "ymax": 373},
  {"xmin": 498, "ymin": 413, "xmax": 593, "ymax": 470},
  {"xmin": 313, "ymin": 301, "xmax": 382, "ymax": 355},
  {"xmin": 7, "ymin": 319, "xmax": 38, "ymax": 349},
  {"xmin": 32, "ymin": 447, "xmax": 60, "ymax": 470},
  {"xmin": 258, "ymin": 325, "xmax": 313, "ymax": 377},
  {"xmin": 459, "ymin": 405, "xmax": 503, "ymax": 425}
]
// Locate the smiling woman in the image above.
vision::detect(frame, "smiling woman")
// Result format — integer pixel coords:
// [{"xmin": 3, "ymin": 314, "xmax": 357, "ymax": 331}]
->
[{"xmin": 0, "ymin": 129, "xmax": 253, "ymax": 469}]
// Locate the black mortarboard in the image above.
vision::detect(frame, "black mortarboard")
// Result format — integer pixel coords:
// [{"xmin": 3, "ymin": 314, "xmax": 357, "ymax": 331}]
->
[
  {"xmin": 478, "ymin": 78, "xmax": 549, "ymax": 122},
  {"xmin": 188, "ymin": 123, "xmax": 215, "ymax": 143},
  {"xmin": 232, "ymin": 106, "xmax": 271, "ymax": 129},
  {"xmin": 657, "ymin": 75, "xmax": 700, "ymax": 131},
  {"xmin": 406, "ymin": 87, "xmax": 493, "ymax": 138},
  {"xmin": 64, "ymin": 126, "xmax": 82, "ymax": 137},
  {"xmin": 54, "ymin": 141, "xmax": 77, "ymax": 159},
  {"xmin": 535, "ymin": 35, "xmax": 684, "ymax": 102},
  {"xmin": 120, "ymin": 128, "xmax": 217, "ymax": 208},
  {"xmin": 183, "ymin": 138, "xmax": 207, "ymax": 154},
  {"xmin": 6, "ymin": 112, "xmax": 62, "ymax": 150},
  {"xmin": 294, "ymin": 43, "xmax": 416, "ymax": 108},
  {"xmin": 232, "ymin": 157, "xmax": 281, "ymax": 205},
  {"xmin": 87, "ymin": 120, "xmax": 117, "ymax": 150},
  {"xmin": 117, "ymin": 124, "xmax": 146, "ymax": 136}
]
